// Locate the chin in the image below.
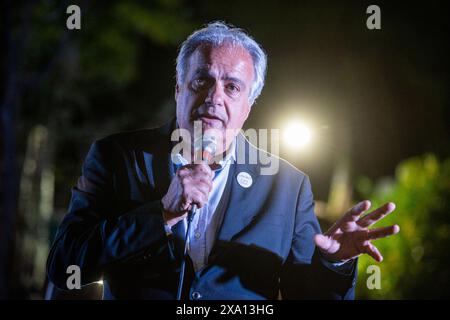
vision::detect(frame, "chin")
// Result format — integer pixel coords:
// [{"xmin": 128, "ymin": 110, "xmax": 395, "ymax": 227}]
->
[{"xmin": 202, "ymin": 122, "xmax": 223, "ymax": 130}]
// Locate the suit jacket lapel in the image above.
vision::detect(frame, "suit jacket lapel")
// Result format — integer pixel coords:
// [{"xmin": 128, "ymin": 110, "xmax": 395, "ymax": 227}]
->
[
  {"xmin": 148, "ymin": 146, "xmax": 188, "ymax": 262},
  {"xmin": 145, "ymin": 144, "xmax": 189, "ymax": 259},
  {"xmin": 140, "ymin": 119, "xmax": 188, "ymax": 261},
  {"xmin": 217, "ymin": 133, "xmax": 262, "ymax": 242},
  {"xmin": 141, "ymin": 118, "xmax": 176, "ymax": 199}
]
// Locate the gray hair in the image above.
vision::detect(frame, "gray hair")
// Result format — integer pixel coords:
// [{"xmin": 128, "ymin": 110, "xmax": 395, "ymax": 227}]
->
[{"xmin": 176, "ymin": 21, "xmax": 267, "ymax": 105}]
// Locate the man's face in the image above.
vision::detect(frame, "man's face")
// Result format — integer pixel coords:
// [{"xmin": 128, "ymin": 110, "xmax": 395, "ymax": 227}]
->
[{"xmin": 175, "ymin": 43, "xmax": 255, "ymax": 154}]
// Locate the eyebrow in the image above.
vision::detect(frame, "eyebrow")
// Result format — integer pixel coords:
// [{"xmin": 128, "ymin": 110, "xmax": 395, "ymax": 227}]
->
[
  {"xmin": 193, "ymin": 68, "xmax": 246, "ymax": 89},
  {"xmin": 223, "ymin": 76, "xmax": 246, "ymax": 89}
]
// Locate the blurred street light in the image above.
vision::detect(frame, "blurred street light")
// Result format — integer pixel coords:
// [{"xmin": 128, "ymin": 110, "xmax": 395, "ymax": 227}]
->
[{"xmin": 283, "ymin": 120, "xmax": 312, "ymax": 150}]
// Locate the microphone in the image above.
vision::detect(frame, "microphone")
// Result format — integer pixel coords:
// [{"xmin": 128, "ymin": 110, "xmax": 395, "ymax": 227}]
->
[
  {"xmin": 187, "ymin": 134, "xmax": 217, "ymax": 222},
  {"xmin": 177, "ymin": 133, "xmax": 217, "ymax": 300}
]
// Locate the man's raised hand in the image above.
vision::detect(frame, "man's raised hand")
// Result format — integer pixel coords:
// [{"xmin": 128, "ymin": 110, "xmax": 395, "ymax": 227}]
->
[{"xmin": 314, "ymin": 201, "xmax": 400, "ymax": 263}]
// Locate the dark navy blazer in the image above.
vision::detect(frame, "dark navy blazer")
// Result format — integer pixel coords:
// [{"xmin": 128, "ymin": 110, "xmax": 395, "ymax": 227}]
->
[{"xmin": 47, "ymin": 119, "xmax": 357, "ymax": 299}]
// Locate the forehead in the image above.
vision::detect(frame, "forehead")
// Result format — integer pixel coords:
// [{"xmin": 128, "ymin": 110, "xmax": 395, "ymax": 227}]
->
[{"xmin": 187, "ymin": 43, "xmax": 254, "ymax": 81}]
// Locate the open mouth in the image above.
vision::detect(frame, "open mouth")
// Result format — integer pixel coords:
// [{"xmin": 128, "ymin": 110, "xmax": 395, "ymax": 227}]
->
[
  {"xmin": 196, "ymin": 114, "xmax": 224, "ymax": 124},
  {"xmin": 199, "ymin": 114, "xmax": 220, "ymax": 121}
]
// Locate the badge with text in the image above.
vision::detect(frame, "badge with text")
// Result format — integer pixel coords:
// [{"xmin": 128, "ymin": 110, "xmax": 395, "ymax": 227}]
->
[{"xmin": 237, "ymin": 172, "xmax": 253, "ymax": 188}]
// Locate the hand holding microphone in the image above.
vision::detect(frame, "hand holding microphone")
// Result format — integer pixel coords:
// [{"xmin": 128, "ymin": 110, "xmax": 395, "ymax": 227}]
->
[{"xmin": 161, "ymin": 134, "xmax": 217, "ymax": 228}]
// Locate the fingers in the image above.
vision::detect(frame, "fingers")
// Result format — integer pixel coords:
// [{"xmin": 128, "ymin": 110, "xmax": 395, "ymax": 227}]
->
[
  {"xmin": 178, "ymin": 164, "xmax": 214, "ymax": 208},
  {"xmin": 314, "ymin": 234, "xmax": 332, "ymax": 251},
  {"xmin": 190, "ymin": 163, "xmax": 214, "ymax": 179},
  {"xmin": 357, "ymin": 202, "xmax": 396, "ymax": 228},
  {"xmin": 326, "ymin": 201, "xmax": 372, "ymax": 236},
  {"xmin": 196, "ymin": 179, "xmax": 213, "ymax": 193},
  {"xmin": 366, "ymin": 224, "xmax": 400, "ymax": 241},
  {"xmin": 192, "ymin": 189, "xmax": 210, "ymax": 208},
  {"xmin": 364, "ymin": 243, "xmax": 383, "ymax": 262},
  {"xmin": 344, "ymin": 200, "xmax": 372, "ymax": 222},
  {"xmin": 165, "ymin": 163, "xmax": 215, "ymax": 219},
  {"xmin": 182, "ymin": 190, "xmax": 206, "ymax": 210},
  {"xmin": 314, "ymin": 234, "xmax": 339, "ymax": 254},
  {"xmin": 179, "ymin": 163, "xmax": 213, "ymax": 179}
]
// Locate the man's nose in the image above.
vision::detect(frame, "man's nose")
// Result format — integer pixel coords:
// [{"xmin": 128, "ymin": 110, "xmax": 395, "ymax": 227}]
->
[{"xmin": 205, "ymin": 83, "xmax": 224, "ymax": 106}]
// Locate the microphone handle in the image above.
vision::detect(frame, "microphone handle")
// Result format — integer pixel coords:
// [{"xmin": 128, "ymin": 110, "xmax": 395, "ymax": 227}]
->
[
  {"xmin": 186, "ymin": 156, "xmax": 208, "ymax": 222},
  {"xmin": 177, "ymin": 156, "xmax": 211, "ymax": 300},
  {"xmin": 187, "ymin": 203, "xmax": 198, "ymax": 222},
  {"xmin": 177, "ymin": 203, "xmax": 197, "ymax": 300}
]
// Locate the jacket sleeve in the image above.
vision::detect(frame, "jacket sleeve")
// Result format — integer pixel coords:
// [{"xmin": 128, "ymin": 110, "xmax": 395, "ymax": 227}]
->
[
  {"xmin": 280, "ymin": 175, "xmax": 357, "ymax": 299},
  {"xmin": 46, "ymin": 139, "xmax": 170, "ymax": 290}
]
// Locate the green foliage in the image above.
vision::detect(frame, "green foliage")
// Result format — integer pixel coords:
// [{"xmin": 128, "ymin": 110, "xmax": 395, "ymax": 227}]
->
[{"xmin": 356, "ymin": 154, "xmax": 450, "ymax": 299}]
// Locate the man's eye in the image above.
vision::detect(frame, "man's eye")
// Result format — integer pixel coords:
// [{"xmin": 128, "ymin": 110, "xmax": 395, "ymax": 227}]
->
[
  {"xmin": 227, "ymin": 83, "xmax": 240, "ymax": 92},
  {"xmin": 193, "ymin": 79, "xmax": 206, "ymax": 88}
]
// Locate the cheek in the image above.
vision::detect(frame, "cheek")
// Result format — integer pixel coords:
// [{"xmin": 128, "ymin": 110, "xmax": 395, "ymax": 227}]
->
[
  {"xmin": 178, "ymin": 90, "xmax": 203, "ymax": 115},
  {"xmin": 186, "ymin": 89, "xmax": 208, "ymax": 108},
  {"xmin": 228, "ymin": 104, "xmax": 250, "ymax": 127}
]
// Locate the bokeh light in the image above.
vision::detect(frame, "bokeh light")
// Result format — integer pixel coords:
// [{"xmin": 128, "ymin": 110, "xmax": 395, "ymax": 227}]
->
[{"xmin": 283, "ymin": 121, "xmax": 312, "ymax": 149}]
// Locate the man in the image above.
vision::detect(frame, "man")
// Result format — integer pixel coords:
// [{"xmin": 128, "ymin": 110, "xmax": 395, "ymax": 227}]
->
[{"xmin": 47, "ymin": 22, "xmax": 399, "ymax": 299}]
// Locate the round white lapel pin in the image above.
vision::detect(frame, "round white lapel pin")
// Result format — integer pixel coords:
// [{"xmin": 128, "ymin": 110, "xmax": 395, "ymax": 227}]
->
[{"xmin": 237, "ymin": 172, "xmax": 253, "ymax": 188}]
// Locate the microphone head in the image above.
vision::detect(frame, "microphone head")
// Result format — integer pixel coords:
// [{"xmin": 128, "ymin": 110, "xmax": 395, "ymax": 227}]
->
[
  {"xmin": 202, "ymin": 133, "xmax": 217, "ymax": 157},
  {"xmin": 194, "ymin": 133, "xmax": 217, "ymax": 163}
]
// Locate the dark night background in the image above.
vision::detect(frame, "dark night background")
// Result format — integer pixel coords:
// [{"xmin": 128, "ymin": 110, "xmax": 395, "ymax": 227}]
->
[{"xmin": 1, "ymin": 0, "xmax": 449, "ymax": 299}]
